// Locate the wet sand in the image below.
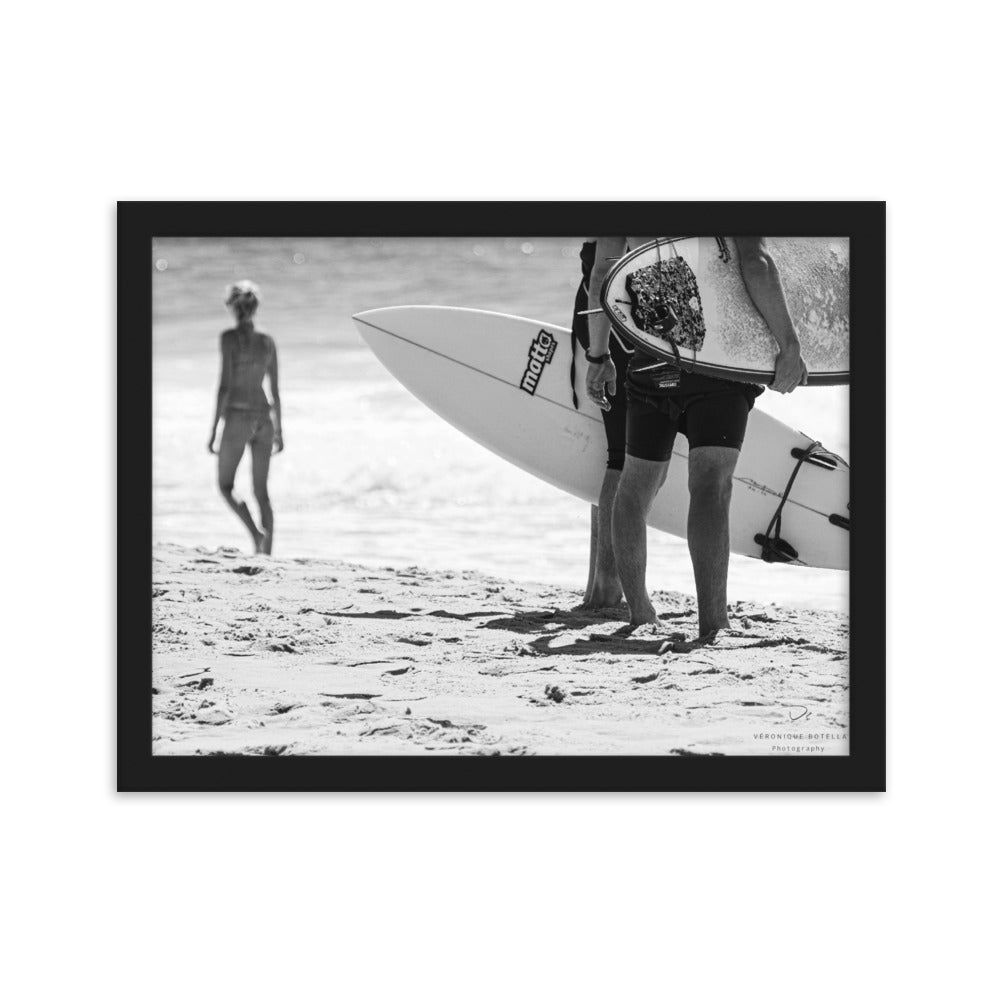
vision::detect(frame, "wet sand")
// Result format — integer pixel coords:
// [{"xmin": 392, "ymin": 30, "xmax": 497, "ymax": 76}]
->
[{"xmin": 152, "ymin": 543, "xmax": 849, "ymax": 756}]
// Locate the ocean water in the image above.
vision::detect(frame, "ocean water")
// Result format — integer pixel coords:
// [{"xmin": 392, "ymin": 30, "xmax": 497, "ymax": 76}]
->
[{"xmin": 152, "ymin": 237, "xmax": 850, "ymax": 613}]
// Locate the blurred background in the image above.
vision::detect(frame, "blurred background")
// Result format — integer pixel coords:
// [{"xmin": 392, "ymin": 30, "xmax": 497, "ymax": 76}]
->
[{"xmin": 152, "ymin": 237, "xmax": 849, "ymax": 611}]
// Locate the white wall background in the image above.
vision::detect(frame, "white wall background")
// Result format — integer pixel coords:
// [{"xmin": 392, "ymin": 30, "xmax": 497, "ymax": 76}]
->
[{"xmin": 5, "ymin": 2, "xmax": 996, "ymax": 998}]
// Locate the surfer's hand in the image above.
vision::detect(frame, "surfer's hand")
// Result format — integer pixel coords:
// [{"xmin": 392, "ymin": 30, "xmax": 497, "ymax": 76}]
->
[
  {"xmin": 772, "ymin": 347, "xmax": 809, "ymax": 394},
  {"xmin": 586, "ymin": 358, "xmax": 617, "ymax": 412},
  {"xmin": 273, "ymin": 431, "xmax": 284, "ymax": 454},
  {"xmin": 207, "ymin": 434, "xmax": 217, "ymax": 455}
]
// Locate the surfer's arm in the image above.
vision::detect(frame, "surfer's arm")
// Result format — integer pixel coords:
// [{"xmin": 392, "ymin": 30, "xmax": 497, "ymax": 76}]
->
[
  {"xmin": 586, "ymin": 237, "xmax": 627, "ymax": 356},
  {"xmin": 583, "ymin": 238, "xmax": 626, "ymax": 411},
  {"xmin": 734, "ymin": 238, "xmax": 808, "ymax": 393},
  {"xmin": 209, "ymin": 333, "xmax": 232, "ymax": 452},
  {"xmin": 267, "ymin": 339, "xmax": 283, "ymax": 452}
]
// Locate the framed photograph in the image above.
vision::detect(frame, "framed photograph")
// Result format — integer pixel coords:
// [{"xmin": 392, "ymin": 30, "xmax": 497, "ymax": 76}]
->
[{"xmin": 119, "ymin": 202, "xmax": 884, "ymax": 791}]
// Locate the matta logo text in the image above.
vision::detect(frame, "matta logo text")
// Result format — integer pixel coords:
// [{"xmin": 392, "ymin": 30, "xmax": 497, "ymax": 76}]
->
[{"xmin": 519, "ymin": 330, "xmax": 557, "ymax": 395}]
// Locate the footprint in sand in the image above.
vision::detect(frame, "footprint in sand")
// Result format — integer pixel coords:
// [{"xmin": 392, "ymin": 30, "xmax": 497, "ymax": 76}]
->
[
  {"xmin": 506, "ymin": 640, "xmax": 537, "ymax": 657},
  {"xmin": 178, "ymin": 676, "xmax": 214, "ymax": 690},
  {"xmin": 195, "ymin": 706, "xmax": 232, "ymax": 725}
]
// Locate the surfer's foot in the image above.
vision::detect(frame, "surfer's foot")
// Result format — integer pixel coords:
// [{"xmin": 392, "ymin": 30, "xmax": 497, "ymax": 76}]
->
[
  {"xmin": 251, "ymin": 528, "xmax": 266, "ymax": 554},
  {"xmin": 699, "ymin": 619, "xmax": 729, "ymax": 638},
  {"xmin": 660, "ymin": 629, "xmax": 722, "ymax": 654},
  {"xmin": 260, "ymin": 530, "xmax": 273, "ymax": 556},
  {"xmin": 628, "ymin": 603, "xmax": 660, "ymax": 627},
  {"xmin": 582, "ymin": 578, "xmax": 624, "ymax": 610}
]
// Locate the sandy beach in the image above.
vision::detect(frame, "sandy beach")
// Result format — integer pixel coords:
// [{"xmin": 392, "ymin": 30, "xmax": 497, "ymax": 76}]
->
[{"xmin": 153, "ymin": 542, "xmax": 849, "ymax": 756}]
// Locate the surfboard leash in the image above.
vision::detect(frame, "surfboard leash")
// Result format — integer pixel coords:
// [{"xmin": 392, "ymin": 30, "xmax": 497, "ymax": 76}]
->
[{"xmin": 570, "ymin": 278, "xmax": 583, "ymax": 409}]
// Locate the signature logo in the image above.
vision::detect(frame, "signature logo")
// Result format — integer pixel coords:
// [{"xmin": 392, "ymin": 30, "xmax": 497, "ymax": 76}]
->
[
  {"xmin": 788, "ymin": 706, "xmax": 812, "ymax": 722},
  {"xmin": 519, "ymin": 329, "xmax": 557, "ymax": 395}
]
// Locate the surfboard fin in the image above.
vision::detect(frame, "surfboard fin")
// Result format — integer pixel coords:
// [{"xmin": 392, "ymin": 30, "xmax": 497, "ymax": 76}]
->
[
  {"xmin": 631, "ymin": 359, "xmax": 675, "ymax": 374},
  {"xmin": 791, "ymin": 446, "xmax": 839, "ymax": 470},
  {"xmin": 754, "ymin": 534, "xmax": 800, "ymax": 564}
]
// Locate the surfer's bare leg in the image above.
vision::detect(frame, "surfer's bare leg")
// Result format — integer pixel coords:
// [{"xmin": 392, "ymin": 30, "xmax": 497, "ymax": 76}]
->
[
  {"xmin": 687, "ymin": 446, "xmax": 739, "ymax": 636},
  {"xmin": 250, "ymin": 422, "xmax": 275, "ymax": 555},
  {"xmin": 584, "ymin": 469, "xmax": 623, "ymax": 608},
  {"xmin": 218, "ymin": 422, "xmax": 263, "ymax": 552},
  {"xmin": 613, "ymin": 455, "xmax": 669, "ymax": 626},
  {"xmin": 584, "ymin": 504, "xmax": 599, "ymax": 600}
]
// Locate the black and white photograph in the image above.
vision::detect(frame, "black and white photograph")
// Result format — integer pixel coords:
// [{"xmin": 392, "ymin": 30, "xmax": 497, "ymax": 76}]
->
[
  {"xmin": 16, "ymin": 2, "xmax": 1000, "ymax": 995},
  {"xmin": 121, "ymin": 202, "xmax": 884, "ymax": 787}
]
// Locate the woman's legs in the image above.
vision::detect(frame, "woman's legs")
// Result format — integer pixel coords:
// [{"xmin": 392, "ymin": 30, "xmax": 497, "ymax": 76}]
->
[
  {"xmin": 250, "ymin": 418, "xmax": 275, "ymax": 554},
  {"xmin": 217, "ymin": 414, "xmax": 264, "ymax": 552}
]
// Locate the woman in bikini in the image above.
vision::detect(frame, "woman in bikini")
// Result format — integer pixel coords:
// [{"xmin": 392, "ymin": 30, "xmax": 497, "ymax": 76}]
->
[{"xmin": 208, "ymin": 280, "xmax": 284, "ymax": 554}]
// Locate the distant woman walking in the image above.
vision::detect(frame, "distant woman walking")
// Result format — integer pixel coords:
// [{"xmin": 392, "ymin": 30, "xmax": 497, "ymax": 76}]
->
[{"xmin": 208, "ymin": 280, "xmax": 283, "ymax": 554}]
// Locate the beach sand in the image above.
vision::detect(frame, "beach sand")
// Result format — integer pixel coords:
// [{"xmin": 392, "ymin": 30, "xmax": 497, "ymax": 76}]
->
[{"xmin": 152, "ymin": 543, "xmax": 849, "ymax": 756}]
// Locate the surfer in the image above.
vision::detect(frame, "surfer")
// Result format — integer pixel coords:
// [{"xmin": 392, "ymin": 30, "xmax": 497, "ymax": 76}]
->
[
  {"xmin": 573, "ymin": 238, "xmax": 662, "ymax": 608},
  {"xmin": 585, "ymin": 237, "xmax": 807, "ymax": 636},
  {"xmin": 208, "ymin": 280, "xmax": 284, "ymax": 554}
]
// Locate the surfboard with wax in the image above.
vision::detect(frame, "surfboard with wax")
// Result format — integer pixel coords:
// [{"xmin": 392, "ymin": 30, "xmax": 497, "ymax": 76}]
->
[
  {"xmin": 352, "ymin": 306, "xmax": 849, "ymax": 570},
  {"xmin": 601, "ymin": 238, "xmax": 850, "ymax": 385}
]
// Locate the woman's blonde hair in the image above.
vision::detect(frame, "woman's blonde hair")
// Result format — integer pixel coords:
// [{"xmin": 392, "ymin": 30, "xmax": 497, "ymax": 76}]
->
[{"xmin": 224, "ymin": 279, "xmax": 261, "ymax": 309}]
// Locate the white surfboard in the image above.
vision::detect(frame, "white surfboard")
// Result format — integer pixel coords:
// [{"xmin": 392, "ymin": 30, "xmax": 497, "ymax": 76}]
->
[
  {"xmin": 352, "ymin": 306, "xmax": 849, "ymax": 570},
  {"xmin": 602, "ymin": 237, "xmax": 850, "ymax": 385}
]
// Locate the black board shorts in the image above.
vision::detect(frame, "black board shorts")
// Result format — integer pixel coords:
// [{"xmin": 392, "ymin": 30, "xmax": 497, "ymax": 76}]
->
[
  {"xmin": 625, "ymin": 355, "xmax": 763, "ymax": 462},
  {"xmin": 572, "ymin": 241, "xmax": 632, "ymax": 471}
]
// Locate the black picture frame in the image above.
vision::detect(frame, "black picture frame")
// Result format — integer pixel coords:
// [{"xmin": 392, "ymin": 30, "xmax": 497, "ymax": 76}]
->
[{"xmin": 119, "ymin": 201, "xmax": 885, "ymax": 792}]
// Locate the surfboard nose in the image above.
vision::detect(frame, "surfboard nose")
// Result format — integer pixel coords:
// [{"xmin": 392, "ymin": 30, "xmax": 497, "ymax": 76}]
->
[{"xmin": 352, "ymin": 306, "xmax": 396, "ymax": 324}]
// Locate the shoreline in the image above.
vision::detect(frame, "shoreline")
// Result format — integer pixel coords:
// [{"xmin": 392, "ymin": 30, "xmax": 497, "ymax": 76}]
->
[{"xmin": 152, "ymin": 543, "xmax": 849, "ymax": 756}]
